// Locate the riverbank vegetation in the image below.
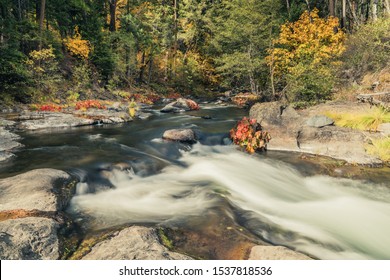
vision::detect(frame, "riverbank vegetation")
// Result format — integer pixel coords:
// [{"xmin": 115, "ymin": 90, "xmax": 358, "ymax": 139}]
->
[{"xmin": 0, "ymin": 1, "xmax": 389, "ymax": 108}]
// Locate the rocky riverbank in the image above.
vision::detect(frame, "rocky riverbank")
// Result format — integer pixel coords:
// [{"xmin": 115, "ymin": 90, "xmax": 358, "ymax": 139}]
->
[{"xmin": 249, "ymin": 101, "xmax": 388, "ymax": 166}]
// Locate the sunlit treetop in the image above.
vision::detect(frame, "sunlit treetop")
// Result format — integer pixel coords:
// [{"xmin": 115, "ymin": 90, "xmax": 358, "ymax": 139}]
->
[
  {"xmin": 267, "ymin": 8, "xmax": 345, "ymax": 75},
  {"xmin": 63, "ymin": 27, "xmax": 92, "ymax": 60}
]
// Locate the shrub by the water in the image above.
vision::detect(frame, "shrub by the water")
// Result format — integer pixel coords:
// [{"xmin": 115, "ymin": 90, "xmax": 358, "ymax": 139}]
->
[{"xmin": 230, "ymin": 117, "xmax": 271, "ymax": 154}]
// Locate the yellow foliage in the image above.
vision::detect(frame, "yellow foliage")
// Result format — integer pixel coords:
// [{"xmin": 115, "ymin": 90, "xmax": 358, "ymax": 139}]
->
[
  {"xmin": 26, "ymin": 47, "xmax": 56, "ymax": 74},
  {"xmin": 64, "ymin": 27, "xmax": 92, "ymax": 60},
  {"xmin": 267, "ymin": 9, "xmax": 345, "ymax": 75}
]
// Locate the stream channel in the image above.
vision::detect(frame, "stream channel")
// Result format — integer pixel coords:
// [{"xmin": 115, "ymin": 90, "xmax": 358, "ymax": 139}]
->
[{"xmin": 1, "ymin": 104, "xmax": 390, "ymax": 259}]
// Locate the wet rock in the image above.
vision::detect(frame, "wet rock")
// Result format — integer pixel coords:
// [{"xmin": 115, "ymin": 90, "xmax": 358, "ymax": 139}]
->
[
  {"xmin": 17, "ymin": 110, "xmax": 132, "ymax": 130},
  {"xmin": 0, "ymin": 126, "xmax": 22, "ymax": 161},
  {"xmin": 306, "ymin": 115, "xmax": 334, "ymax": 128},
  {"xmin": 162, "ymin": 129, "xmax": 197, "ymax": 143},
  {"xmin": 18, "ymin": 112, "xmax": 96, "ymax": 130},
  {"xmin": 248, "ymin": 245, "xmax": 312, "ymax": 260},
  {"xmin": 160, "ymin": 98, "xmax": 199, "ymax": 113},
  {"xmin": 81, "ymin": 226, "xmax": 192, "ymax": 260},
  {"xmin": 0, "ymin": 168, "xmax": 74, "ymax": 212},
  {"xmin": 0, "ymin": 152, "xmax": 15, "ymax": 161},
  {"xmin": 101, "ymin": 117, "xmax": 126, "ymax": 124},
  {"xmin": 0, "ymin": 118, "xmax": 16, "ymax": 127},
  {"xmin": 0, "ymin": 217, "xmax": 60, "ymax": 260},
  {"xmin": 137, "ymin": 112, "xmax": 153, "ymax": 120},
  {"xmin": 201, "ymin": 115, "xmax": 212, "ymax": 119}
]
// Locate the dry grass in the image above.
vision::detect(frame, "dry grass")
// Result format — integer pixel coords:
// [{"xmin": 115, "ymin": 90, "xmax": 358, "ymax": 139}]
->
[
  {"xmin": 325, "ymin": 107, "xmax": 390, "ymax": 132},
  {"xmin": 366, "ymin": 137, "xmax": 390, "ymax": 162}
]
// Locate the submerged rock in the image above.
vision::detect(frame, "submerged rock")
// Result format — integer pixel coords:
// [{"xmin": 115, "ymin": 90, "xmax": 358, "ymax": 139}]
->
[
  {"xmin": 248, "ymin": 245, "xmax": 312, "ymax": 260},
  {"xmin": 81, "ymin": 226, "xmax": 192, "ymax": 260},
  {"xmin": 0, "ymin": 217, "xmax": 60, "ymax": 260},
  {"xmin": 162, "ymin": 129, "xmax": 197, "ymax": 143}
]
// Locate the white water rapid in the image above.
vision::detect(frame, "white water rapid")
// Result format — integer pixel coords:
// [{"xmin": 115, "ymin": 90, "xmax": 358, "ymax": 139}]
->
[{"xmin": 70, "ymin": 144, "xmax": 390, "ymax": 260}]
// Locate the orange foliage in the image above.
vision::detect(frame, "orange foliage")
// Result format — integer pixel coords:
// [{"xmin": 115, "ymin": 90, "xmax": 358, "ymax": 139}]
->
[
  {"xmin": 37, "ymin": 104, "xmax": 63, "ymax": 112},
  {"xmin": 230, "ymin": 118, "xmax": 271, "ymax": 154},
  {"xmin": 267, "ymin": 9, "xmax": 345, "ymax": 75},
  {"xmin": 185, "ymin": 99, "xmax": 200, "ymax": 110},
  {"xmin": 64, "ymin": 27, "xmax": 92, "ymax": 60},
  {"xmin": 75, "ymin": 100, "xmax": 106, "ymax": 110}
]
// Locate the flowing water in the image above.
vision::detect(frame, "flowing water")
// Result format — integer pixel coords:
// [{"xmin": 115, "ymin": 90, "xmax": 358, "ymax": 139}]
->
[{"xmin": 1, "ymin": 105, "xmax": 390, "ymax": 259}]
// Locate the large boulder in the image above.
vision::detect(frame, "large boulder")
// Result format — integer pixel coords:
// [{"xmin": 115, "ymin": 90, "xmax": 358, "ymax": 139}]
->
[
  {"xmin": 162, "ymin": 129, "xmax": 197, "ymax": 143},
  {"xmin": 248, "ymin": 245, "xmax": 312, "ymax": 260},
  {"xmin": 249, "ymin": 101, "xmax": 382, "ymax": 165},
  {"xmin": 0, "ymin": 217, "xmax": 60, "ymax": 260},
  {"xmin": 82, "ymin": 226, "xmax": 192, "ymax": 260},
  {"xmin": 0, "ymin": 168, "xmax": 75, "ymax": 212},
  {"xmin": 297, "ymin": 126, "xmax": 381, "ymax": 165},
  {"xmin": 249, "ymin": 102, "xmax": 303, "ymax": 151}
]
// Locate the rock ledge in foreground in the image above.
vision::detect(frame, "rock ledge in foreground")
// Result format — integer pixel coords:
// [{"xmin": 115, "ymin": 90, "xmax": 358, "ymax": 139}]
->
[
  {"xmin": 248, "ymin": 245, "xmax": 312, "ymax": 260},
  {"xmin": 82, "ymin": 226, "xmax": 192, "ymax": 260}
]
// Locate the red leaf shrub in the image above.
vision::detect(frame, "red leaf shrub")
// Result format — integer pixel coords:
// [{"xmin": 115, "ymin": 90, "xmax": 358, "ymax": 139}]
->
[
  {"xmin": 75, "ymin": 100, "xmax": 106, "ymax": 110},
  {"xmin": 37, "ymin": 104, "xmax": 63, "ymax": 112},
  {"xmin": 230, "ymin": 117, "xmax": 271, "ymax": 153}
]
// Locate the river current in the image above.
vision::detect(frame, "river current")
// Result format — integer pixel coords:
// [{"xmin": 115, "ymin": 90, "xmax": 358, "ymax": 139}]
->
[{"xmin": 1, "ymin": 105, "xmax": 389, "ymax": 259}]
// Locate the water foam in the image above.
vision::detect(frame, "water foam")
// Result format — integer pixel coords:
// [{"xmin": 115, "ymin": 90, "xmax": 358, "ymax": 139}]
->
[{"xmin": 69, "ymin": 144, "xmax": 390, "ymax": 259}]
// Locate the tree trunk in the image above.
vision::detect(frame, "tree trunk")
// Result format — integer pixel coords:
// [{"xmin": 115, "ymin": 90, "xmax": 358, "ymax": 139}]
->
[
  {"xmin": 329, "ymin": 0, "xmax": 335, "ymax": 16},
  {"xmin": 109, "ymin": 0, "xmax": 117, "ymax": 32},
  {"xmin": 372, "ymin": 0, "xmax": 378, "ymax": 21},
  {"xmin": 385, "ymin": 0, "xmax": 390, "ymax": 15},
  {"xmin": 341, "ymin": 0, "xmax": 346, "ymax": 28},
  {"xmin": 286, "ymin": 0, "xmax": 291, "ymax": 18},
  {"xmin": 148, "ymin": 57, "xmax": 153, "ymax": 84},
  {"xmin": 164, "ymin": 50, "xmax": 169, "ymax": 81},
  {"xmin": 172, "ymin": 0, "xmax": 178, "ymax": 78},
  {"xmin": 38, "ymin": 0, "xmax": 45, "ymax": 50},
  {"xmin": 138, "ymin": 51, "xmax": 146, "ymax": 83},
  {"xmin": 125, "ymin": 46, "xmax": 131, "ymax": 79},
  {"xmin": 347, "ymin": 0, "xmax": 360, "ymax": 28}
]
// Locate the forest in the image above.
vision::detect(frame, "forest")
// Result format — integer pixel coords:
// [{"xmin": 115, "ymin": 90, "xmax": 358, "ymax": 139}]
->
[{"xmin": 0, "ymin": 0, "xmax": 389, "ymax": 106}]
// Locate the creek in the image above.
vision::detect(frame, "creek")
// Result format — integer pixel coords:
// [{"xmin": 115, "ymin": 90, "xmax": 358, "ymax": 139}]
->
[{"xmin": 1, "ymin": 104, "xmax": 390, "ymax": 259}]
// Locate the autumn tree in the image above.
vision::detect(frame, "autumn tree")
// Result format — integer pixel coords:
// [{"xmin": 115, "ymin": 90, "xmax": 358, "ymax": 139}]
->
[{"xmin": 267, "ymin": 8, "xmax": 345, "ymax": 103}]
